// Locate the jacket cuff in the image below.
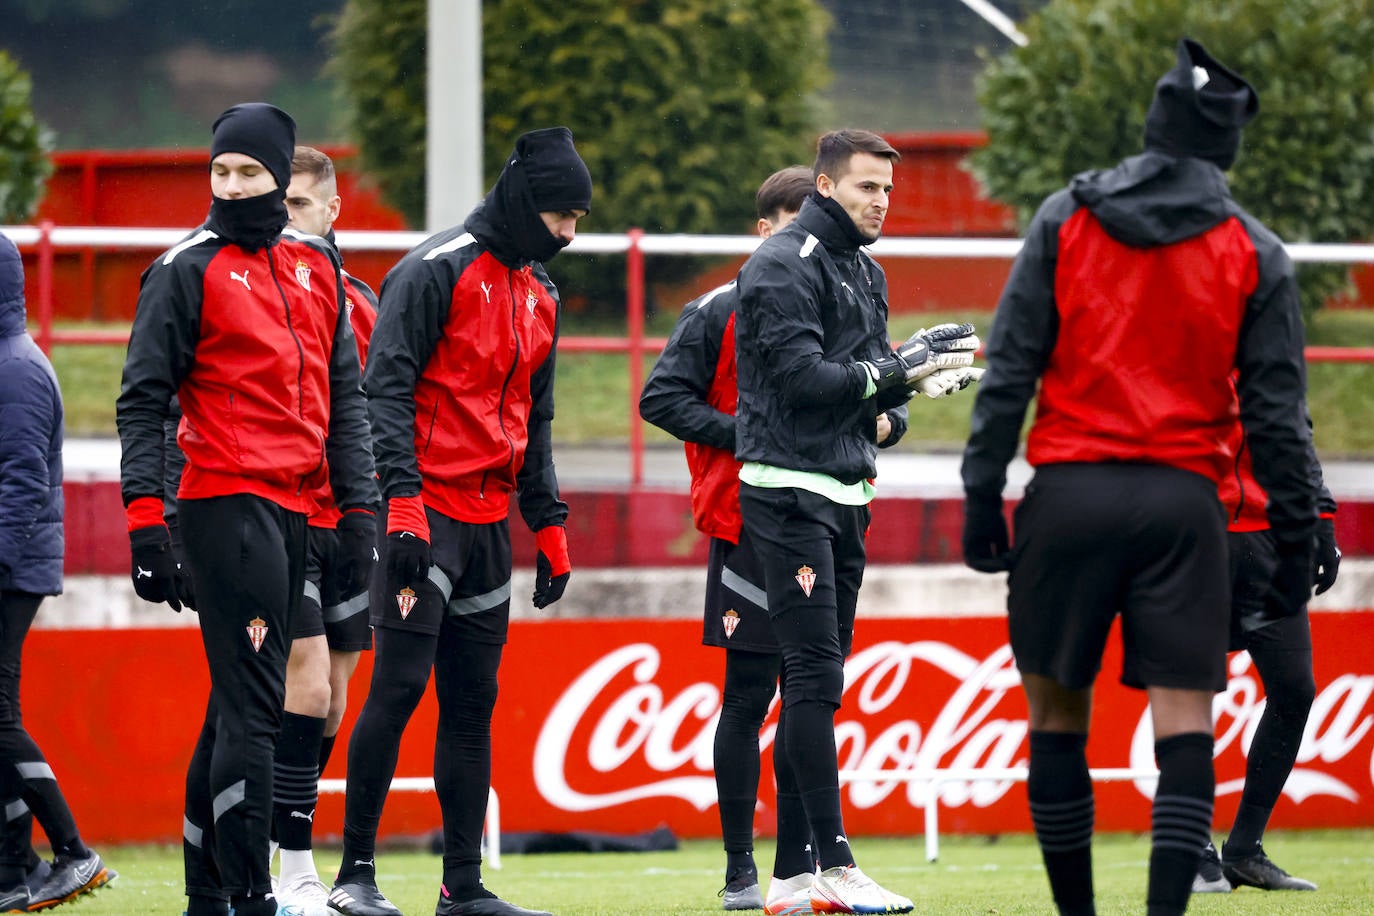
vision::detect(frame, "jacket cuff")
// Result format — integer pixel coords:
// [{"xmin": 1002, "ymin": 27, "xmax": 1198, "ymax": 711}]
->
[
  {"xmin": 386, "ymin": 494, "xmax": 430, "ymax": 541},
  {"xmin": 534, "ymin": 526, "xmax": 571, "ymax": 576},
  {"xmin": 125, "ymin": 496, "xmax": 166, "ymax": 532}
]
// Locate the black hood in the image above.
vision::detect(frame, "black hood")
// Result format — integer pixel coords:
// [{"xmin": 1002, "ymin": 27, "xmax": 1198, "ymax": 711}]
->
[{"xmin": 1069, "ymin": 151, "xmax": 1235, "ymax": 248}]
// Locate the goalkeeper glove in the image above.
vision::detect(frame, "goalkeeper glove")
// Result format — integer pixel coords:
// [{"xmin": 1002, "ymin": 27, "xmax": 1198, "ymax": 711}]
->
[
  {"xmin": 857, "ymin": 323, "xmax": 980, "ymax": 392},
  {"xmin": 914, "ymin": 366, "xmax": 984, "ymax": 399}
]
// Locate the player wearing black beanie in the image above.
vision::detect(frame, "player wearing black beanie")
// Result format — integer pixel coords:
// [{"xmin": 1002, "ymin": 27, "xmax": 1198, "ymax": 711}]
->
[
  {"xmin": 330, "ymin": 127, "xmax": 592, "ymax": 916},
  {"xmin": 119, "ymin": 101, "xmax": 378, "ymax": 916}
]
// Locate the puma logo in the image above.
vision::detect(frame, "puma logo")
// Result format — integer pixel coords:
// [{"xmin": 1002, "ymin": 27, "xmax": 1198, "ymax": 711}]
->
[
  {"xmin": 230, "ymin": 269, "xmax": 251, "ymax": 290},
  {"xmin": 136, "ymin": 566, "xmax": 152, "ymax": 579},
  {"xmin": 480, "ymin": 281, "xmax": 493, "ymax": 303},
  {"xmin": 290, "ymin": 809, "xmax": 315, "ymax": 822}
]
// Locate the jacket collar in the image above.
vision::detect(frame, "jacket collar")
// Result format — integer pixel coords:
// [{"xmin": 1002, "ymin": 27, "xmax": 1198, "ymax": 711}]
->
[{"xmin": 793, "ymin": 192, "xmax": 870, "ymax": 255}]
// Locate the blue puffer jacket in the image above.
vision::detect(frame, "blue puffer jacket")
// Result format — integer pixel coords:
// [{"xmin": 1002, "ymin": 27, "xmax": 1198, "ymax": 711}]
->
[{"xmin": 0, "ymin": 231, "xmax": 64, "ymax": 596}]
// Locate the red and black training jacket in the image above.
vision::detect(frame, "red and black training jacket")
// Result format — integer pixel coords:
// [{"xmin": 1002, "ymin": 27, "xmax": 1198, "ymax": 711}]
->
[
  {"xmin": 963, "ymin": 151, "xmax": 1316, "ymax": 545},
  {"xmin": 363, "ymin": 204, "xmax": 567, "ymax": 531},
  {"xmin": 118, "ymin": 225, "xmax": 378, "ymax": 518}
]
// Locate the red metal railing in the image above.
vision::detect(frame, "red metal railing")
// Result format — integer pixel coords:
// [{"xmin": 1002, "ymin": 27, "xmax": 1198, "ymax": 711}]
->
[{"xmin": 13, "ymin": 222, "xmax": 1374, "ymax": 485}]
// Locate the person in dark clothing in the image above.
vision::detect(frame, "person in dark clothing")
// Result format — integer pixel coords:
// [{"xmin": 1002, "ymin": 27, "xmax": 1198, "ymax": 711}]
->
[
  {"xmin": 733, "ymin": 129, "xmax": 979, "ymax": 916},
  {"xmin": 960, "ymin": 39, "xmax": 1318, "ymax": 916},
  {"xmin": 644, "ymin": 165, "xmax": 871, "ymax": 913},
  {"xmin": 221, "ymin": 144, "xmax": 379, "ymax": 916},
  {"xmin": 329, "ymin": 127, "xmax": 590, "ymax": 916},
  {"xmin": 0, "ymin": 231, "xmax": 116, "ymax": 912},
  {"xmin": 117, "ymin": 103, "xmax": 379, "ymax": 916},
  {"xmin": 1192, "ymin": 405, "xmax": 1339, "ymax": 894}
]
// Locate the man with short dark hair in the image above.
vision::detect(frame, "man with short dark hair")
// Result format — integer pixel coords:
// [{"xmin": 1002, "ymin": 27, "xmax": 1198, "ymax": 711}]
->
[
  {"xmin": 265, "ymin": 144, "xmax": 381, "ymax": 916},
  {"xmin": 644, "ymin": 165, "xmax": 875, "ymax": 912},
  {"xmin": 733, "ymin": 129, "xmax": 979, "ymax": 914},
  {"xmin": 118, "ymin": 102, "xmax": 379, "ymax": 916},
  {"xmin": 329, "ymin": 127, "xmax": 591, "ymax": 916},
  {"xmin": 961, "ymin": 39, "xmax": 1317, "ymax": 916}
]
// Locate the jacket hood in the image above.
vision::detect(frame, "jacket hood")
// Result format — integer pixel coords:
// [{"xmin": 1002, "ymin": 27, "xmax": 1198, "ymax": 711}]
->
[
  {"xmin": 0, "ymin": 232, "xmax": 26, "ymax": 337},
  {"xmin": 1069, "ymin": 151, "xmax": 1235, "ymax": 248}
]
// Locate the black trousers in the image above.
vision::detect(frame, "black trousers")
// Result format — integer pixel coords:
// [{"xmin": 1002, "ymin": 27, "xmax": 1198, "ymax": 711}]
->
[{"xmin": 179, "ymin": 495, "xmax": 306, "ymax": 900}]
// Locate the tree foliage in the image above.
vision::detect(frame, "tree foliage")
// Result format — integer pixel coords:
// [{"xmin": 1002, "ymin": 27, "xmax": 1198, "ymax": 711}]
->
[
  {"xmin": 0, "ymin": 51, "xmax": 52, "ymax": 223},
  {"xmin": 970, "ymin": 0, "xmax": 1374, "ymax": 311},
  {"xmin": 331, "ymin": 0, "xmax": 831, "ymax": 308}
]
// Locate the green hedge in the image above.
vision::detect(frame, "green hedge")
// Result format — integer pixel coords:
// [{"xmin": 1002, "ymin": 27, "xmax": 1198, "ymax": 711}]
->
[
  {"xmin": 0, "ymin": 51, "xmax": 52, "ymax": 223},
  {"xmin": 331, "ymin": 0, "xmax": 831, "ymax": 311},
  {"xmin": 970, "ymin": 0, "xmax": 1374, "ymax": 313}
]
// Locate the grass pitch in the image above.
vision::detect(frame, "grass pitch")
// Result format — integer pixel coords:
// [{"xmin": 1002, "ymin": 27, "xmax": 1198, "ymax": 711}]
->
[{"xmin": 64, "ymin": 830, "xmax": 1374, "ymax": 914}]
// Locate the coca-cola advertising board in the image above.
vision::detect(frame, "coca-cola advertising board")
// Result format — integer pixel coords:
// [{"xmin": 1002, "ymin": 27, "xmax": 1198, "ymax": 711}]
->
[
  {"xmin": 490, "ymin": 614, "xmax": 1374, "ymax": 838},
  {"xmin": 19, "ymin": 611, "xmax": 1374, "ymax": 844}
]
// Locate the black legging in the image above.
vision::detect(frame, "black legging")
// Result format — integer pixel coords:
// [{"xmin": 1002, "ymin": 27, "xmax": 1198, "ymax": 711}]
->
[
  {"xmin": 714, "ymin": 649, "xmax": 779, "ymax": 854},
  {"xmin": 1225, "ymin": 611, "xmax": 1315, "ymax": 852},
  {"xmin": 340, "ymin": 625, "xmax": 502, "ymax": 879},
  {"xmin": 0, "ymin": 591, "xmax": 84, "ymax": 875}
]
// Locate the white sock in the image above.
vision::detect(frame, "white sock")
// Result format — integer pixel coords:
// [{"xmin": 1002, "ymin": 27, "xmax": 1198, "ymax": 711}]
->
[{"xmin": 278, "ymin": 848, "xmax": 318, "ymax": 883}]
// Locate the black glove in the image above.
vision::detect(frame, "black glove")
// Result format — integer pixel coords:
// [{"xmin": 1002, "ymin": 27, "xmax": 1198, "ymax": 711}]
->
[
  {"xmin": 1313, "ymin": 517, "xmax": 1341, "ymax": 596},
  {"xmin": 336, "ymin": 510, "xmax": 379, "ymax": 596},
  {"xmin": 857, "ymin": 323, "xmax": 979, "ymax": 392},
  {"xmin": 1264, "ymin": 537, "xmax": 1315, "ymax": 621},
  {"xmin": 130, "ymin": 525, "xmax": 182, "ymax": 611},
  {"xmin": 387, "ymin": 530, "xmax": 431, "ymax": 587},
  {"xmin": 533, "ymin": 526, "xmax": 571, "ymax": 609},
  {"xmin": 173, "ymin": 554, "xmax": 196, "ymax": 612},
  {"xmin": 962, "ymin": 493, "xmax": 1011, "ymax": 573}
]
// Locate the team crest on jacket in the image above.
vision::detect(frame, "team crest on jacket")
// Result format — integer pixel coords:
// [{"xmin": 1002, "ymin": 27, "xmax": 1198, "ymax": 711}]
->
[
  {"xmin": 345, "ymin": 296, "xmax": 355, "ymax": 317},
  {"xmin": 722, "ymin": 609, "xmax": 740, "ymax": 638},
  {"xmin": 396, "ymin": 586, "xmax": 417, "ymax": 620},
  {"xmin": 795, "ymin": 565, "xmax": 816, "ymax": 598},
  {"xmin": 526, "ymin": 290, "xmax": 539, "ymax": 315},
  {"xmin": 247, "ymin": 617, "xmax": 268, "ymax": 652},
  {"xmin": 294, "ymin": 259, "xmax": 312, "ymax": 292}
]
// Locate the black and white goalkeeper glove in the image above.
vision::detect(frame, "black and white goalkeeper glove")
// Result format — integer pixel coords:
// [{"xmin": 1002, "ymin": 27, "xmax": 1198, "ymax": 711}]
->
[
  {"xmin": 914, "ymin": 366, "xmax": 984, "ymax": 399},
  {"xmin": 856, "ymin": 323, "xmax": 980, "ymax": 392}
]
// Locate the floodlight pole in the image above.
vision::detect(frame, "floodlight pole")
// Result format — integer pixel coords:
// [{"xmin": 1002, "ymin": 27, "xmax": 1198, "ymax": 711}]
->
[{"xmin": 427, "ymin": 0, "xmax": 483, "ymax": 230}]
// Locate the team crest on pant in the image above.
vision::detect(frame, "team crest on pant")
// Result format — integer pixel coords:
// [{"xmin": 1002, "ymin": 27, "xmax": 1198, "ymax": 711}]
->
[
  {"xmin": 722, "ymin": 609, "xmax": 740, "ymax": 638},
  {"xmin": 246, "ymin": 617, "xmax": 268, "ymax": 652},
  {"xmin": 795, "ymin": 565, "xmax": 816, "ymax": 598},
  {"xmin": 294, "ymin": 259, "xmax": 312, "ymax": 292},
  {"xmin": 395, "ymin": 586, "xmax": 417, "ymax": 620}
]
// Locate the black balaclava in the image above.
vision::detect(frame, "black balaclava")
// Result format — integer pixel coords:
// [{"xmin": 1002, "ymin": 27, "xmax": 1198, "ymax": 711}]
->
[
  {"xmin": 484, "ymin": 126, "xmax": 592, "ymax": 263},
  {"xmin": 206, "ymin": 102, "xmax": 296, "ymax": 251},
  {"xmin": 1143, "ymin": 38, "xmax": 1258, "ymax": 170}
]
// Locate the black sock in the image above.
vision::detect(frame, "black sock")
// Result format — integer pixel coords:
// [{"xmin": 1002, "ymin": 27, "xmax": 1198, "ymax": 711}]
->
[
  {"xmin": 229, "ymin": 893, "xmax": 277, "ymax": 916},
  {"xmin": 726, "ymin": 850, "xmax": 757, "ymax": 883},
  {"xmin": 1148, "ymin": 732, "xmax": 1214, "ymax": 916},
  {"xmin": 185, "ymin": 894, "xmax": 231, "ymax": 916},
  {"xmin": 318, "ymin": 734, "xmax": 338, "ymax": 775},
  {"xmin": 1027, "ymin": 731, "xmax": 1095, "ymax": 916},
  {"xmin": 773, "ymin": 790, "xmax": 815, "ymax": 878},
  {"xmin": 1223, "ymin": 801, "xmax": 1271, "ymax": 859},
  {"xmin": 782, "ymin": 701, "xmax": 851, "ymax": 870},
  {"xmin": 440, "ymin": 863, "xmax": 488, "ymax": 902},
  {"xmin": 273, "ymin": 712, "xmax": 326, "ymax": 852}
]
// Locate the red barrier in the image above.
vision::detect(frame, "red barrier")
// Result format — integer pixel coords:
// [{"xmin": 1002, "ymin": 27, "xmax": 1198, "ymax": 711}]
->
[
  {"xmin": 22, "ymin": 613, "xmax": 1374, "ymax": 845},
  {"xmin": 58, "ymin": 481, "xmax": 1374, "ymax": 575}
]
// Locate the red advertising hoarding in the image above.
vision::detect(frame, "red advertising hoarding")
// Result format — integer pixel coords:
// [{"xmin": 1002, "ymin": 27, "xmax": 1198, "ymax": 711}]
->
[{"xmin": 22, "ymin": 612, "xmax": 1373, "ymax": 845}]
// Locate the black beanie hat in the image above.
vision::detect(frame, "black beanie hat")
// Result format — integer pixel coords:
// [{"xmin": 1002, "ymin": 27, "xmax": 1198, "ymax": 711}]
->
[
  {"xmin": 210, "ymin": 102, "xmax": 296, "ymax": 191},
  {"xmin": 1143, "ymin": 39, "xmax": 1258, "ymax": 170},
  {"xmin": 518, "ymin": 127, "xmax": 593, "ymax": 214}
]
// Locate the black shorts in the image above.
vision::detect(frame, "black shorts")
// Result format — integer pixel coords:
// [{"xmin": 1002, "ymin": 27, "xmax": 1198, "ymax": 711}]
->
[
  {"xmin": 1227, "ymin": 529, "xmax": 1308, "ymax": 651},
  {"xmin": 297, "ymin": 524, "xmax": 373, "ymax": 651},
  {"xmin": 371, "ymin": 506, "xmax": 512, "ymax": 644},
  {"xmin": 1007, "ymin": 463, "xmax": 1230, "ymax": 692},
  {"xmin": 703, "ymin": 532, "xmax": 778, "ymax": 654}
]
